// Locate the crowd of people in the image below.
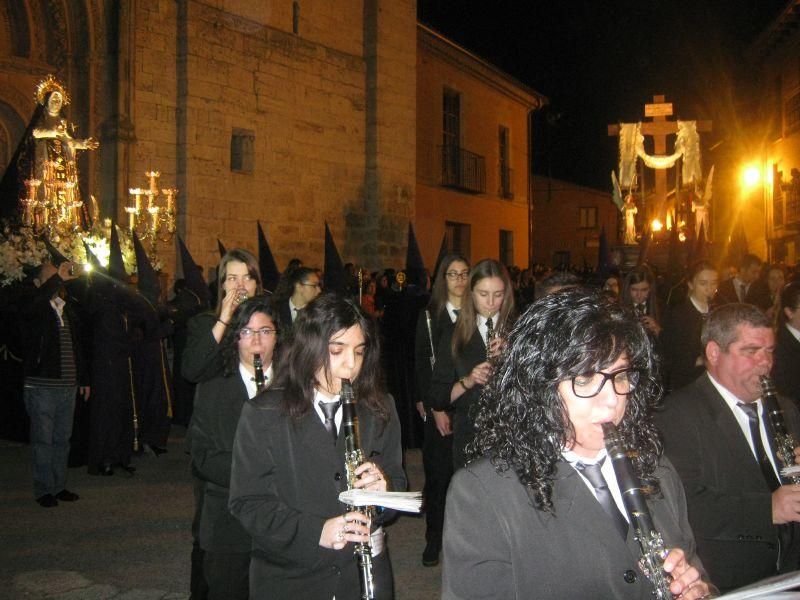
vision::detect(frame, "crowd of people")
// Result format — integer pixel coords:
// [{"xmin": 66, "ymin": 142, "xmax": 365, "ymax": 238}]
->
[{"xmin": 16, "ymin": 239, "xmax": 800, "ymax": 598}]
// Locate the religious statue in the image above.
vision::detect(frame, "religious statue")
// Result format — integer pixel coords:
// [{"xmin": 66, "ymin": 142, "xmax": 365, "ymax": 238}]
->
[
  {"xmin": 623, "ymin": 194, "xmax": 638, "ymax": 245},
  {"xmin": 692, "ymin": 165, "xmax": 714, "ymax": 238},
  {"xmin": 0, "ymin": 75, "xmax": 98, "ymax": 232}
]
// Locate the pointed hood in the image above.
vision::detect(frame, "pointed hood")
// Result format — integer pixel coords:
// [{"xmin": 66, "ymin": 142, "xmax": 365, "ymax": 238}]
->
[
  {"xmin": 432, "ymin": 233, "xmax": 448, "ymax": 281},
  {"xmin": 323, "ymin": 222, "xmax": 346, "ymax": 295},
  {"xmin": 176, "ymin": 235, "xmax": 210, "ymax": 308},
  {"xmin": 597, "ymin": 227, "xmax": 612, "ymax": 278},
  {"xmin": 405, "ymin": 222, "xmax": 427, "ymax": 289},
  {"xmin": 688, "ymin": 222, "xmax": 708, "ymax": 264},
  {"xmin": 217, "ymin": 239, "xmax": 227, "ymax": 259},
  {"xmin": 108, "ymin": 224, "xmax": 127, "ymax": 282},
  {"xmin": 132, "ymin": 232, "xmax": 161, "ymax": 304},
  {"xmin": 257, "ymin": 221, "xmax": 281, "ymax": 293},
  {"xmin": 42, "ymin": 235, "xmax": 69, "ymax": 267},
  {"xmin": 636, "ymin": 224, "xmax": 651, "ymax": 267},
  {"xmin": 666, "ymin": 223, "xmax": 682, "ymax": 283}
]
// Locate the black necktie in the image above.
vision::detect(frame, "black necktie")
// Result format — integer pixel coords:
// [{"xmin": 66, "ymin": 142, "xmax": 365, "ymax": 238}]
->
[
  {"xmin": 319, "ymin": 401, "xmax": 340, "ymax": 442},
  {"xmin": 738, "ymin": 402, "xmax": 781, "ymax": 491},
  {"xmin": 576, "ymin": 459, "xmax": 629, "ymax": 540},
  {"xmin": 635, "ymin": 304, "xmax": 646, "ymax": 316}
]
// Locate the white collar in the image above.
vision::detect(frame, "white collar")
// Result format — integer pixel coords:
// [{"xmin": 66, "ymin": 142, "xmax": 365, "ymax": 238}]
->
[
  {"xmin": 445, "ymin": 301, "xmax": 459, "ymax": 323},
  {"xmin": 239, "ymin": 361, "xmax": 273, "ymax": 399},
  {"xmin": 787, "ymin": 323, "xmax": 800, "ymax": 344},
  {"xmin": 688, "ymin": 295, "xmax": 708, "ymax": 314}
]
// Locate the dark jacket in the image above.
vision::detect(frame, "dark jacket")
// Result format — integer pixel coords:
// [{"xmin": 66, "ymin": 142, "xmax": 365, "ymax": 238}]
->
[
  {"xmin": 443, "ymin": 456, "xmax": 704, "ymax": 599},
  {"xmin": 190, "ymin": 372, "xmax": 251, "ymax": 552},
  {"xmin": 413, "ymin": 305, "xmax": 456, "ymax": 411},
  {"xmin": 181, "ymin": 312, "xmax": 223, "ymax": 383},
  {"xmin": 20, "ymin": 274, "xmax": 88, "ymax": 385},
  {"xmin": 229, "ymin": 388, "xmax": 406, "ymax": 600},
  {"xmin": 428, "ymin": 327, "xmax": 487, "ymax": 470},
  {"xmin": 661, "ymin": 299, "xmax": 706, "ymax": 392},
  {"xmin": 657, "ymin": 373, "xmax": 800, "ymax": 591},
  {"xmin": 773, "ymin": 324, "xmax": 800, "ymax": 407}
]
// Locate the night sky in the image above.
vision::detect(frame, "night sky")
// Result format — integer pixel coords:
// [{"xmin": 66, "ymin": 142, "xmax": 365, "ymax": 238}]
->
[{"xmin": 418, "ymin": 0, "xmax": 789, "ymax": 191}]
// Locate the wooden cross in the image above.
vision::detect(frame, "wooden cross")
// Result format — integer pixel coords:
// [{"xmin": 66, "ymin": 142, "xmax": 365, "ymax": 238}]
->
[{"xmin": 608, "ymin": 95, "xmax": 712, "ymax": 222}]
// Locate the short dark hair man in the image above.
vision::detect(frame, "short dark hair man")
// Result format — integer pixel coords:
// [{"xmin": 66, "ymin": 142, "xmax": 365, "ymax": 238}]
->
[
  {"xmin": 716, "ymin": 253, "xmax": 769, "ymax": 308},
  {"xmin": 22, "ymin": 260, "xmax": 90, "ymax": 507},
  {"xmin": 657, "ymin": 303, "xmax": 800, "ymax": 592}
]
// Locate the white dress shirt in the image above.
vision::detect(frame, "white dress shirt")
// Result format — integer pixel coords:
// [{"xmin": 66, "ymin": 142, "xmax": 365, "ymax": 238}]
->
[
  {"xmin": 562, "ymin": 447, "xmax": 629, "ymax": 522},
  {"xmin": 787, "ymin": 323, "xmax": 800, "ymax": 344},
  {"xmin": 445, "ymin": 301, "xmax": 459, "ymax": 324},
  {"xmin": 476, "ymin": 313, "xmax": 497, "ymax": 347},
  {"xmin": 313, "ymin": 389, "xmax": 343, "ymax": 431},
  {"xmin": 239, "ymin": 361, "xmax": 273, "ymax": 400},
  {"xmin": 708, "ymin": 373, "xmax": 780, "ymax": 479}
]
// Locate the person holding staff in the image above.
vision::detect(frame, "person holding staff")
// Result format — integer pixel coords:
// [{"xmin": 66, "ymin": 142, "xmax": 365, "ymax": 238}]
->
[{"xmin": 229, "ymin": 294, "xmax": 406, "ymax": 599}]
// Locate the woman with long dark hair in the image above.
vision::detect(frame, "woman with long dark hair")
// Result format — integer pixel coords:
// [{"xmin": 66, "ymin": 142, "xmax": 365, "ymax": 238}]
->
[
  {"xmin": 229, "ymin": 294, "xmax": 406, "ymax": 599},
  {"xmin": 428, "ymin": 258, "xmax": 515, "ymax": 470},
  {"xmin": 413, "ymin": 253, "xmax": 469, "ymax": 566},
  {"xmin": 442, "ymin": 289, "xmax": 711, "ymax": 598},
  {"xmin": 182, "ymin": 249, "xmax": 263, "ymax": 383},
  {"xmin": 190, "ymin": 298, "xmax": 278, "ymax": 599},
  {"xmin": 272, "ymin": 265, "xmax": 323, "ymax": 332},
  {"xmin": 661, "ymin": 260, "xmax": 719, "ymax": 392}
]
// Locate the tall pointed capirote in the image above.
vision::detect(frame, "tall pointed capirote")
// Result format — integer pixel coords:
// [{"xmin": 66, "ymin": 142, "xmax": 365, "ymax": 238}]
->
[
  {"xmin": 217, "ymin": 239, "xmax": 227, "ymax": 259},
  {"xmin": 405, "ymin": 222, "xmax": 427, "ymax": 288},
  {"xmin": 257, "ymin": 221, "xmax": 281, "ymax": 292},
  {"xmin": 132, "ymin": 231, "xmax": 161, "ymax": 304},
  {"xmin": 431, "ymin": 232, "xmax": 448, "ymax": 280},
  {"xmin": 42, "ymin": 235, "xmax": 69, "ymax": 266},
  {"xmin": 176, "ymin": 235, "xmax": 210, "ymax": 308},
  {"xmin": 108, "ymin": 223, "xmax": 127, "ymax": 281},
  {"xmin": 323, "ymin": 222, "xmax": 346, "ymax": 294}
]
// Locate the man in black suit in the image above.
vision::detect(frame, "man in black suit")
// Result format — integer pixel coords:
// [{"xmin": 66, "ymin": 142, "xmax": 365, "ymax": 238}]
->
[
  {"xmin": 716, "ymin": 253, "xmax": 769, "ymax": 309},
  {"xmin": 658, "ymin": 303, "xmax": 800, "ymax": 592}
]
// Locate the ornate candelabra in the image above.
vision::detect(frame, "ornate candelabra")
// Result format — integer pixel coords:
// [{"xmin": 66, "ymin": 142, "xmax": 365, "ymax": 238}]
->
[{"xmin": 126, "ymin": 170, "xmax": 178, "ymax": 255}]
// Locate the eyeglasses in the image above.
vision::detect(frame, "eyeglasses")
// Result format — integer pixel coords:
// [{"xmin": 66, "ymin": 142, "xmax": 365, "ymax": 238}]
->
[
  {"xmin": 240, "ymin": 327, "xmax": 277, "ymax": 338},
  {"xmin": 570, "ymin": 368, "xmax": 641, "ymax": 398},
  {"xmin": 300, "ymin": 282, "xmax": 322, "ymax": 289},
  {"xmin": 446, "ymin": 270, "xmax": 470, "ymax": 281}
]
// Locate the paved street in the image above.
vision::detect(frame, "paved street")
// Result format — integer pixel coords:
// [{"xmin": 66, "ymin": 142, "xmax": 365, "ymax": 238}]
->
[{"xmin": 0, "ymin": 428, "xmax": 441, "ymax": 599}]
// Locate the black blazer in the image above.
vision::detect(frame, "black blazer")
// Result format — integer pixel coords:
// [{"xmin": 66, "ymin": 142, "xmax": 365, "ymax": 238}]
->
[
  {"xmin": 428, "ymin": 327, "xmax": 487, "ymax": 469},
  {"xmin": 773, "ymin": 325, "xmax": 800, "ymax": 406},
  {"xmin": 716, "ymin": 278, "xmax": 771, "ymax": 310},
  {"xmin": 229, "ymin": 388, "xmax": 406, "ymax": 600},
  {"xmin": 190, "ymin": 372, "xmax": 251, "ymax": 553},
  {"xmin": 443, "ymin": 456, "xmax": 704, "ymax": 599},
  {"xmin": 181, "ymin": 312, "xmax": 223, "ymax": 383},
  {"xmin": 661, "ymin": 299, "xmax": 706, "ymax": 392},
  {"xmin": 20, "ymin": 275, "xmax": 88, "ymax": 385},
  {"xmin": 656, "ymin": 374, "xmax": 800, "ymax": 591},
  {"xmin": 413, "ymin": 305, "xmax": 456, "ymax": 411}
]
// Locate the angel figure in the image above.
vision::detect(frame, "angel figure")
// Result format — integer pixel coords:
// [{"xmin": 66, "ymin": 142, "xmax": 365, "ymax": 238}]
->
[
  {"xmin": 611, "ymin": 171, "xmax": 638, "ymax": 245},
  {"xmin": 692, "ymin": 165, "xmax": 714, "ymax": 238}
]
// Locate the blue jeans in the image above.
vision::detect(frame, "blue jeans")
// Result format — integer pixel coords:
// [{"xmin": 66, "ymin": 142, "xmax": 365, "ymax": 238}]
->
[{"xmin": 24, "ymin": 385, "xmax": 77, "ymax": 498}]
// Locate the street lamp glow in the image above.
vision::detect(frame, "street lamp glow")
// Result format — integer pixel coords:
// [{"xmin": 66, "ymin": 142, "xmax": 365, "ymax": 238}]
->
[
  {"xmin": 651, "ymin": 218, "xmax": 664, "ymax": 232},
  {"xmin": 742, "ymin": 165, "xmax": 761, "ymax": 189}
]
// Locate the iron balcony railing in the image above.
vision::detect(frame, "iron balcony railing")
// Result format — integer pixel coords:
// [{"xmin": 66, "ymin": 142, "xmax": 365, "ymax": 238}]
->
[{"xmin": 440, "ymin": 145, "xmax": 486, "ymax": 194}]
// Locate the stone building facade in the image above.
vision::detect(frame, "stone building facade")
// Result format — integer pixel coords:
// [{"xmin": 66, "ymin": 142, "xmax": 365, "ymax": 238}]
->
[
  {"xmin": 531, "ymin": 175, "xmax": 619, "ymax": 269},
  {"xmin": 0, "ymin": 0, "xmax": 416, "ymax": 275},
  {"xmin": 415, "ymin": 24, "xmax": 545, "ymax": 269}
]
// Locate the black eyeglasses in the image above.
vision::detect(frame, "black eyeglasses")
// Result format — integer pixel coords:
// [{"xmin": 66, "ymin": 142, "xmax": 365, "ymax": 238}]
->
[
  {"xmin": 570, "ymin": 368, "xmax": 641, "ymax": 398},
  {"xmin": 300, "ymin": 282, "xmax": 322, "ymax": 289},
  {"xmin": 446, "ymin": 270, "xmax": 470, "ymax": 281},
  {"xmin": 240, "ymin": 327, "xmax": 277, "ymax": 338}
]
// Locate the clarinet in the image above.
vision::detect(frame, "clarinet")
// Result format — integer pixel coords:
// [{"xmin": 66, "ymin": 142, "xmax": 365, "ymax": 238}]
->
[
  {"xmin": 340, "ymin": 379, "xmax": 376, "ymax": 600},
  {"xmin": 253, "ymin": 353, "xmax": 265, "ymax": 391},
  {"xmin": 760, "ymin": 375, "xmax": 800, "ymax": 484},
  {"xmin": 486, "ymin": 316, "xmax": 495, "ymax": 362},
  {"xmin": 602, "ymin": 422, "xmax": 673, "ymax": 599}
]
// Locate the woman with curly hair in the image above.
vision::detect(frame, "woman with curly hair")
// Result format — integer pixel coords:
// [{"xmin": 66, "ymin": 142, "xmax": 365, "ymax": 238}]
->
[
  {"xmin": 229, "ymin": 294, "xmax": 406, "ymax": 599},
  {"xmin": 442, "ymin": 289, "xmax": 712, "ymax": 599}
]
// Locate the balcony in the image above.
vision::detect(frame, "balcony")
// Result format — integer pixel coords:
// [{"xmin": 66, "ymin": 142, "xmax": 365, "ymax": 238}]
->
[
  {"xmin": 500, "ymin": 167, "xmax": 514, "ymax": 199},
  {"xmin": 440, "ymin": 145, "xmax": 486, "ymax": 194}
]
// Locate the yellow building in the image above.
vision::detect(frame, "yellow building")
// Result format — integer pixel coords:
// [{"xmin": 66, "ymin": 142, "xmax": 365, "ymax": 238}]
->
[
  {"xmin": 415, "ymin": 24, "xmax": 546, "ymax": 269},
  {"xmin": 748, "ymin": 0, "xmax": 800, "ymax": 265}
]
